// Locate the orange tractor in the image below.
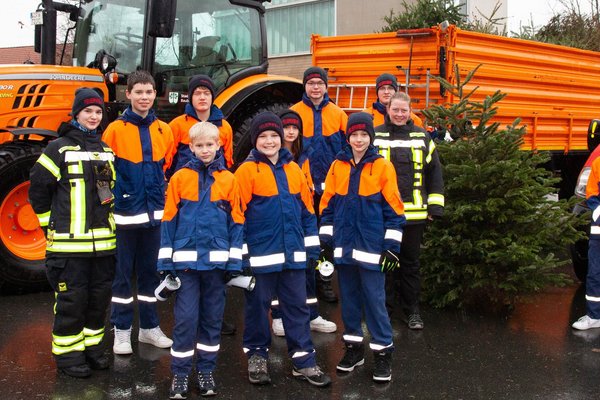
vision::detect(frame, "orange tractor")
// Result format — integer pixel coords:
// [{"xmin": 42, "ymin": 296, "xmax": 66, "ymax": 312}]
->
[{"xmin": 0, "ymin": 0, "xmax": 302, "ymax": 291}]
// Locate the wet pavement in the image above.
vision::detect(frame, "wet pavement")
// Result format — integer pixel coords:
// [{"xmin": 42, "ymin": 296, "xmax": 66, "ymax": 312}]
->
[{"xmin": 0, "ymin": 277, "xmax": 598, "ymax": 400}]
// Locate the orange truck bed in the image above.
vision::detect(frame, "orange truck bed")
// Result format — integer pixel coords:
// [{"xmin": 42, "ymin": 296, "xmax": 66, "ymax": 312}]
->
[{"xmin": 312, "ymin": 25, "xmax": 600, "ymax": 153}]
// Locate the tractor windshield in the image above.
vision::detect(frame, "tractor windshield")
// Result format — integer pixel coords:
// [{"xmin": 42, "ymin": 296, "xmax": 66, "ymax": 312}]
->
[{"xmin": 72, "ymin": 0, "xmax": 264, "ymax": 92}]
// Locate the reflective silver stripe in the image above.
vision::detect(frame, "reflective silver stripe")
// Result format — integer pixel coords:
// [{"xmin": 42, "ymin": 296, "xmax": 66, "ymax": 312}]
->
[
  {"xmin": 230, "ymin": 247, "xmax": 243, "ymax": 260},
  {"xmin": 173, "ymin": 251, "xmax": 197, "ymax": 262},
  {"xmin": 137, "ymin": 295, "xmax": 157, "ymax": 303},
  {"xmin": 271, "ymin": 299, "xmax": 279, "ymax": 306},
  {"xmin": 292, "ymin": 351, "xmax": 310, "ymax": 358},
  {"xmin": 319, "ymin": 225, "xmax": 333, "ymax": 236},
  {"xmin": 321, "ymin": 182, "xmax": 326, "ymax": 191},
  {"xmin": 591, "ymin": 226, "xmax": 600, "ymax": 234},
  {"xmin": 154, "ymin": 210, "xmax": 164, "ymax": 220},
  {"xmin": 158, "ymin": 247, "xmax": 173, "ymax": 259},
  {"xmin": 114, "ymin": 213, "xmax": 150, "ymax": 225},
  {"xmin": 343, "ymin": 334, "xmax": 363, "ymax": 343},
  {"xmin": 197, "ymin": 343, "xmax": 220, "ymax": 352},
  {"xmin": 373, "ymin": 138, "xmax": 426, "ymax": 148},
  {"xmin": 384, "ymin": 229, "xmax": 403, "ymax": 242},
  {"xmin": 352, "ymin": 249, "xmax": 380, "ymax": 264},
  {"xmin": 47, "ymin": 239, "xmax": 116, "ymax": 252},
  {"xmin": 586, "ymin": 294, "xmax": 600, "ymax": 302},
  {"xmin": 304, "ymin": 235, "xmax": 320, "ymax": 247},
  {"xmin": 334, "ymin": 247, "xmax": 342, "ymax": 258},
  {"xmin": 307, "ymin": 297, "xmax": 318, "ymax": 304},
  {"xmin": 171, "ymin": 348, "xmax": 195, "ymax": 358},
  {"xmin": 593, "ymin": 207, "xmax": 600, "ymax": 222},
  {"xmin": 112, "ymin": 296, "xmax": 134, "ymax": 304},
  {"xmin": 209, "ymin": 250, "xmax": 229, "ymax": 262},
  {"xmin": 369, "ymin": 342, "xmax": 393, "ymax": 351},
  {"xmin": 294, "ymin": 251, "xmax": 306, "ymax": 262},
  {"xmin": 249, "ymin": 253, "xmax": 285, "ymax": 267},
  {"xmin": 52, "ymin": 228, "xmax": 114, "ymax": 239},
  {"xmin": 242, "ymin": 243, "xmax": 248, "ymax": 255},
  {"xmin": 64, "ymin": 151, "xmax": 114, "ymax": 162}
]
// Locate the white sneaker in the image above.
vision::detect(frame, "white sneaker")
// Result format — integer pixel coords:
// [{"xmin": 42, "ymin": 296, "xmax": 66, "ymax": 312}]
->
[
  {"xmin": 310, "ymin": 316, "xmax": 337, "ymax": 333},
  {"xmin": 272, "ymin": 318, "xmax": 285, "ymax": 336},
  {"xmin": 572, "ymin": 315, "xmax": 600, "ymax": 330},
  {"xmin": 113, "ymin": 327, "xmax": 133, "ymax": 355},
  {"xmin": 139, "ymin": 326, "xmax": 173, "ymax": 348}
]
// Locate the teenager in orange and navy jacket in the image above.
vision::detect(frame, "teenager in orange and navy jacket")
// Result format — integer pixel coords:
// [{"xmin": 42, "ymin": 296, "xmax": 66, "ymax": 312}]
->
[
  {"xmin": 157, "ymin": 121, "xmax": 244, "ymax": 396},
  {"xmin": 102, "ymin": 70, "xmax": 175, "ymax": 355},
  {"xmin": 319, "ymin": 112, "xmax": 405, "ymax": 383},
  {"xmin": 363, "ymin": 73, "xmax": 423, "ymax": 128},
  {"xmin": 234, "ymin": 112, "xmax": 330, "ymax": 387},
  {"xmin": 168, "ymin": 75, "xmax": 234, "ymax": 175},
  {"xmin": 269, "ymin": 109, "xmax": 337, "ymax": 337},
  {"xmin": 291, "ymin": 66, "xmax": 348, "ymax": 304}
]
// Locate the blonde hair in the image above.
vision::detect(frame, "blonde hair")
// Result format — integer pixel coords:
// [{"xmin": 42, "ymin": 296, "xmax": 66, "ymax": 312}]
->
[
  {"xmin": 388, "ymin": 91, "xmax": 411, "ymax": 107},
  {"xmin": 189, "ymin": 121, "xmax": 220, "ymax": 144}
]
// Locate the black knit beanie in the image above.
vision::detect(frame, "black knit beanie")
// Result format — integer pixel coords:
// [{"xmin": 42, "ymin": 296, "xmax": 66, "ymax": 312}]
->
[
  {"xmin": 303, "ymin": 67, "xmax": 328, "ymax": 87},
  {"xmin": 250, "ymin": 111, "xmax": 284, "ymax": 148},
  {"xmin": 71, "ymin": 88, "xmax": 104, "ymax": 117},
  {"xmin": 188, "ymin": 74, "xmax": 215, "ymax": 101},
  {"xmin": 376, "ymin": 73, "xmax": 398, "ymax": 92},
  {"xmin": 278, "ymin": 109, "xmax": 303, "ymax": 133},
  {"xmin": 346, "ymin": 112, "xmax": 375, "ymax": 143}
]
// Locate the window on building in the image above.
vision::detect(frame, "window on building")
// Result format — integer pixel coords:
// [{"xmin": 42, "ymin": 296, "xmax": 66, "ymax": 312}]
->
[{"xmin": 265, "ymin": 0, "xmax": 334, "ymax": 57}]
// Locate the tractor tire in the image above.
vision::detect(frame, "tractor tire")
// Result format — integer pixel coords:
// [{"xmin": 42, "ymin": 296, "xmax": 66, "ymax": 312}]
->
[
  {"xmin": 0, "ymin": 141, "xmax": 49, "ymax": 294},
  {"xmin": 231, "ymin": 101, "xmax": 293, "ymax": 167}
]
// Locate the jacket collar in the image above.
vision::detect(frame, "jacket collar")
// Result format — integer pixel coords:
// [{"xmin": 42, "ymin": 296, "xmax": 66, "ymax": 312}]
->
[
  {"xmin": 301, "ymin": 92, "xmax": 331, "ymax": 111},
  {"xmin": 119, "ymin": 107, "xmax": 157, "ymax": 126},
  {"xmin": 184, "ymin": 103, "xmax": 224, "ymax": 127}
]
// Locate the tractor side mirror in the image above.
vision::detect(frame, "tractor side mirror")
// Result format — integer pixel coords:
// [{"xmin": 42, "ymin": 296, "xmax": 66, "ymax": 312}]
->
[{"xmin": 148, "ymin": 0, "xmax": 177, "ymax": 38}]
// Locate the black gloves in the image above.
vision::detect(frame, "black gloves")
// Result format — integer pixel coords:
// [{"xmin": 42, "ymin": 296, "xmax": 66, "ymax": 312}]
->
[{"xmin": 379, "ymin": 249, "xmax": 400, "ymax": 272}]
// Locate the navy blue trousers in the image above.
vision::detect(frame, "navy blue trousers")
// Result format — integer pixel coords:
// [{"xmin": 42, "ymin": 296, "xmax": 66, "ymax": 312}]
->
[
  {"xmin": 587, "ymin": 239, "xmax": 600, "ymax": 318},
  {"xmin": 243, "ymin": 269, "xmax": 316, "ymax": 369},
  {"xmin": 111, "ymin": 226, "xmax": 161, "ymax": 330},
  {"xmin": 338, "ymin": 263, "xmax": 393, "ymax": 352},
  {"xmin": 171, "ymin": 269, "xmax": 226, "ymax": 374}
]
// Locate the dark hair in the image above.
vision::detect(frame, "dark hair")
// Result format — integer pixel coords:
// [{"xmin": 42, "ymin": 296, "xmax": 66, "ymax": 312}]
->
[
  {"xmin": 127, "ymin": 70, "xmax": 156, "ymax": 92},
  {"xmin": 278, "ymin": 109, "xmax": 303, "ymax": 160}
]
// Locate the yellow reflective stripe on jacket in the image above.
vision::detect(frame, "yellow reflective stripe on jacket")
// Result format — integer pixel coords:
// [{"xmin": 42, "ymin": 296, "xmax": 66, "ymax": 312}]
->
[
  {"xmin": 37, "ymin": 153, "xmax": 61, "ymax": 179},
  {"xmin": 36, "ymin": 211, "xmax": 50, "ymax": 226},
  {"xmin": 70, "ymin": 178, "xmax": 86, "ymax": 233},
  {"xmin": 429, "ymin": 193, "xmax": 445, "ymax": 207},
  {"xmin": 47, "ymin": 238, "xmax": 117, "ymax": 253},
  {"xmin": 51, "ymin": 228, "xmax": 115, "ymax": 240}
]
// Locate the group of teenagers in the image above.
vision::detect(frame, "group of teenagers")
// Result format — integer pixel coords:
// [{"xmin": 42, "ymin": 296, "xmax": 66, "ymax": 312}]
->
[{"xmin": 28, "ymin": 65, "xmax": 444, "ymax": 399}]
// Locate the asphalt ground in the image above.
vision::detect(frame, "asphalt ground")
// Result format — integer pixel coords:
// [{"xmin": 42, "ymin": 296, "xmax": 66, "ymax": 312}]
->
[{"xmin": 0, "ymin": 275, "xmax": 597, "ymax": 400}]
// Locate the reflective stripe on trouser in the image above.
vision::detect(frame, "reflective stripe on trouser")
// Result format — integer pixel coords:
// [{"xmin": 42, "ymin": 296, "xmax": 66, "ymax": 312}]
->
[
  {"xmin": 111, "ymin": 226, "xmax": 161, "ymax": 329},
  {"xmin": 171, "ymin": 269, "xmax": 227, "ymax": 375},
  {"xmin": 337, "ymin": 263, "xmax": 393, "ymax": 352},
  {"xmin": 243, "ymin": 270, "xmax": 316, "ymax": 369},
  {"xmin": 46, "ymin": 255, "xmax": 115, "ymax": 367},
  {"xmin": 587, "ymin": 240, "xmax": 600, "ymax": 319},
  {"xmin": 271, "ymin": 266, "xmax": 319, "ymax": 321}
]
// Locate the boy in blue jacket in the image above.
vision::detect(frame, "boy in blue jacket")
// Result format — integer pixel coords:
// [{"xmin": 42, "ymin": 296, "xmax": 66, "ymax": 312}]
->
[
  {"xmin": 319, "ymin": 112, "xmax": 406, "ymax": 382},
  {"xmin": 234, "ymin": 112, "xmax": 331, "ymax": 388},
  {"xmin": 158, "ymin": 121, "xmax": 244, "ymax": 398}
]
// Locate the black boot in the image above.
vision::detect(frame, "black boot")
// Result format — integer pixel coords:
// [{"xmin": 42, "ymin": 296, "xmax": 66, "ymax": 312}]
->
[
  {"xmin": 87, "ymin": 354, "xmax": 110, "ymax": 370},
  {"xmin": 59, "ymin": 363, "xmax": 92, "ymax": 378},
  {"xmin": 336, "ymin": 343, "xmax": 364, "ymax": 372},
  {"xmin": 372, "ymin": 351, "xmax": 392, "ymax": 382},
  {"xmin": 316, "ymin": 276, "xmax": 338, "ymax": 303}
]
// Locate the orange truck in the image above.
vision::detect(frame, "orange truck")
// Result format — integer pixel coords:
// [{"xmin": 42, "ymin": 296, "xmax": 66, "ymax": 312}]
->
[{"xmin": 312, "ymin": 24, "xmax": 600, "ymax": 197}]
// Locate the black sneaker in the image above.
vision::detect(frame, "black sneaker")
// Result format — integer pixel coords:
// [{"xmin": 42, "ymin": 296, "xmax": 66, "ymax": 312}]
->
[
  {"xmin": 336, "ymin": 343, "xmax": 365, "ymax": 372},
  {"xmin": 220, "ymin": 320, "xmax": 236, "ymax": 335},
  {"xmin": 372, "ymin": 352, "xmax": 392, "ymax": 382},
  {"xmin": 408, "ymin": 313, "xmax": 424, "ymax": 330},
  {"xmin": 247, "ymin": 354, "xmax": 271, "ymax": 385},
  {"xmin": 169, "ymin": 374, "xmax": 189, "ymax": 399},
  {"xmin": 198, "ymin": 371, "xmax": 217, "ymax": 396},
  {"xmin": 316, "ymin": 278, "xmax": 338, "ymax": 303},
  {"xmin": 292, "ymin": 365, "xmax": 331, "ymax": 387},
  {"xmin": 58, "ymin": 363, "xmax": 92, "ymax": 378}
]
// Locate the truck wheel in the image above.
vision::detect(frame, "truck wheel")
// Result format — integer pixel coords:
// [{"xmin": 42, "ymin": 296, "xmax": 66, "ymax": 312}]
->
[
  {"xmin": 0, "ymin": 141, "xmax": 48, "ymax": 293},
  {"xmin": 570, "ymin": 239, "xmax": 588, "ymax": 283},
  {"xmin": 231, "ymin": 101, "xmax": 293, "ymax": 166}
]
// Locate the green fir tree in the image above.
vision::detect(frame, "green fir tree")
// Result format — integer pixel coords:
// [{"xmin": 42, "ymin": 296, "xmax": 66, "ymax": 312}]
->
[{"xmin": 419, "ymin": 65, "xmax": 586, "ymax": 310}]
